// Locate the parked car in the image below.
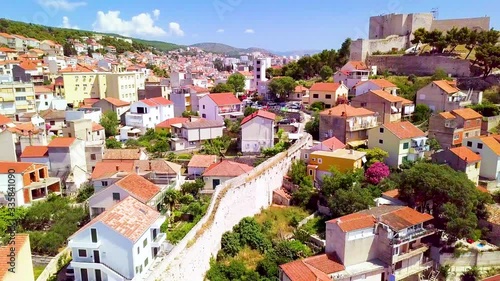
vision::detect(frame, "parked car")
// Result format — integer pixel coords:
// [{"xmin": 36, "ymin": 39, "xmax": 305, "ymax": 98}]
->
[{"xmin": 278, "ymin": 119, "xmax": 291, "ymax": 125}]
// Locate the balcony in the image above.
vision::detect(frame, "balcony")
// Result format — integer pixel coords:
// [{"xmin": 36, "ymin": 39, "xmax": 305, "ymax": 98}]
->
[
  {"xmin": 392, "ymin": 225, "xmax": 435, "ymax": 245},
  {"xmin": 349, "ymin": 122, "xmax": 378, "ymax": 131},
  {"xmin": 395, "ymin": 259, "xmax": 433, "ymax": 280},
  {"xmin": 70, "ymin": 261, "xmax": 131, "ymax": 281},
  {"xmin": 409, "ymin": 145, "xmax": 430, "ymax": 154},
  {"xmin": 151, "ymin": 232, "xmax": 166, "ymax": 247},
  {"xmin": 394, "ymin": 244, "xmax": 429, "ymax": 263},
  {"xmin": 68, "ymin": 240, "xmax": 102, "ymax": 249}
]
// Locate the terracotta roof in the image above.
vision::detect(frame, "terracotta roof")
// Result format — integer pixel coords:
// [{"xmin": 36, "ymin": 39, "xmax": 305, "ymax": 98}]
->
[
  {"xmin": 294, "ymin": 85, "xmax": 309, "ymax": 93},
  {"xmin": 207, "ymin": 93, "xmax": 242, "ymax": 106},
  {"xmin": 72, "ymin": 196, "xmax": 161, "ymax": 242},
  {"xmin": 480, "ymin": 136, "xmax": 500, "ymax": 156},
  {"xmin": 319, "ymin": 104, "xmax": 374, "ymax": 117},
  {"xmin": 188, "ymin": 85, "xmax": 210, "ymax": 93},
  {"xmin": 202, "ymin": 160, "xmax": 253, "ymax": 177},
  {"xmin": 433, "ymin": 80, "xmax": 460, "ymax": 94},
  {"xmin": 0, "ymin": 162, "xmax": 35, "ymax": 173},
  {"xmin": 240, "ymin": 110, "xmax": 276, "ymax": 125},
  {"xmin": 155, "ymin": 117, "xmax": 189, "ymax": 129},
  {"xmin": 139, "ymin": 97, "xmax": 173, "ymax": 107},
  {"xmin": 310, "ymin": 82, "xmax": 342, "ymax": 92},
  {"xmin": 449, "ymin": 147, "xmax": 482, "ymax": 163},
  {"xmin": 92, "ymin": 122, "xmax": 104, "ymax": 132},
  {"xmin": 451, "ymin": 108, "xmax": 483, "ymax": 120},
  {"xmin": 83, "ymin": 98, "xmax": 99, "ymax": 105},
  {"xmin": 90, "ymin": 162, "xmax": 134, "ymax": 180},
  {"xmin": 40, "ymin": 109, "xmax": 66, "ymax": 120},
  {"xmin": 377, "ymin": 206, "xmax": 433, "ymax": 231},
  {"xmin": 19, "ymin": 60, "xmax": 38, "ymax": 71},
  {"xmin": 320, "ymin": 137, "xmax": 346, "ymax": 151},
  {"xmin": 328, "ymin": 212, "xmax": 376, "ymax": 232},
  {"xmin": 0, "ymin": 47, "xmax": 16, "ymax": 52},
  {"xmin": 0, "ymin": 114, "xmax": 12, "ymax": 126},
  {"xmin": 347, "ymin": 61, "xmax": 369, "ymax": 70},
  {"xmin": 439, "ymin": 112, "xmax": 456, "ymax": 120},
  {"xmin": 48, "ymin": 137, "xmax": 76, "ymax": 148},
  {"xmin": 59, "ymin": 64, "xmax": 94, "ymax": 73},
  {"xmin": 383, "ymin": 121, "xmax": 426, "ymax": 139},
  {"xmin": 181, "ymin": 118, "xmax": 224, "ymax": 129},
  {"xmin": 483, "ymin": 274, "xmax": 500, "ymax": 281},
  {"xmin": 188, "ymin": 155, "xmax": 217, "ymax": 168},
  {"xmin": 102, "ymin": 97, "xmax": 130, "ymax": 107},
  {"xmin": 20, "ymin": 146, "xmax": 49, "ymax": 158},
  {"xmin": 382, "ymin": 189, "xmax": 400, "ymax": 199},
  {"xmin": 113, "ymin": 174, "xmax": 160, "ymax": 203},
  {"xmin": 133, "ymin": 160, "xmax": 181, "ymax": 175},
  {"xmin": 0, "ymin": 234, "xmax": 30, "ymax": 280},
  {"xmin": 280, "ymin": 253, "xmax": 344, "ymax": 281},
  {"xmin": 0, "ymin": 33, "xmax": 14, "ymax": 39},
  {"xmin": 237, "ymin": 71, "xmax": 253, "ymax": 77},
  {"xmin": 103, "ymin": 149, "xmax": 144, "ymax": 160},
  {"xmin": 477, "ymin": 186, "xmax": 489, "ymax": 193},
  {"xmin": 34, "ymin": 85, "xmax": 54, "ymax": 94}
]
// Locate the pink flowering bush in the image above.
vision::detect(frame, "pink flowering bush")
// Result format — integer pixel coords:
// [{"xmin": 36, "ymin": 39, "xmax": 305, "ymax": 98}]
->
[{"xmin": 365, "ymin": 162, "xmax": 390, "ymax": 185}]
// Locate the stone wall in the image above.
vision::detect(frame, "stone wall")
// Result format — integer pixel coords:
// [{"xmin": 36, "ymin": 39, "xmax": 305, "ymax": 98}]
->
[
  {"xmin": 143, "ymin": 135, "xmax": 312, "ymax": 281},
  {"xmin": 350, "ymin": 36, "xmax": 409, "ymax": 62},
  {"xmin": 36, "ymin": 247, "xmax": 70, "ymax": 281},
  {"xmin": 366, "ymin": 55, "xmax": 471, "ymax": 77},
  {"xmin": 431, "ymin": 17, "xmax": 490, "ymax": 33}
]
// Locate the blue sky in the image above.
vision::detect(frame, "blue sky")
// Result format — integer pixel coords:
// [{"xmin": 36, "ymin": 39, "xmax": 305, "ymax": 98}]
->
[{"xmin": 2, "ymin": 0, "xmax": 498, "ymax": 51}]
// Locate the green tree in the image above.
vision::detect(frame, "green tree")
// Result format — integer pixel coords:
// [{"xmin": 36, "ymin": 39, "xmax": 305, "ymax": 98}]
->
[
  {"xmin": 213, "ymin": 58, "xmax": 224, "ymax": 72},
  {"xmin": 227, "ymin": 73, "xmax": 246, "ymax": 93},
  {"xmin": 424, "ymin": 30, "xmax": 447, "ymax": 53},
  {"xmin": 288, "ymin": 160, "xmax": 311, "ymax": 186},
  {"xmin": 211, "ymin": 83, "xmax": 235, "ymax": 93},
  {"xmin": 474, "ymin": 43, "xmax": 500, "ymax": 77},
  {"xmin": 100, "ymin": 111, "xmax": 119, "ymax": 137},
  {"xmin": 75, "ymin": 183, "xmax": 94, "ymax": 203},
  {"xmin": 319, "ymin": 65, "xmax": 333, "ymax": 81},
  {"xmin": 200, "ymin": 136, "xmax": 231, "ymax": 155},
  {"xmin": 427, "ymin": 137, "xmax": 441, "ymax": 151},
  {"xmin": 244, "ymin": 107, "xmax": 258, "ymax": 117},
  {"xmin": 461, "ymin": 266, "xmax": 480, "ymax": 281},
  {"xmin": 180, "ymin": 179, "xmax": 205, "ymax": 197},
  {"xmin": 125, "ymin": 138, "xmax": 141, "ymax": 148},
  {"xmin": 182, "ymin": 110, "xmax": 198, "ymax": 117},
  {"xmin": 163, "ymin": 189, "xmax": 181, "ymax": 211},
  {"xmin": 431, "ymin": 68, "xmax": 450, "ymax": 81},
  {"xmin": 413, "ymin": 104, "xmax": 432, "ymax": 123},
  {"xmin": 105, "ymin": 138, "xmax": 122, "ymax": 149},
  {"xmin": 328, "ymin": 185, "xmax": 375, "ymax": 217},
  {"xmin": 357, "ymin": 147, "xmax": 389, "ymax": 166},
  {"xmin": 305, "ymin": 111, "xmax": 320, "ymax": 140},
  {"xmin": 220, "ymin": 231, "xmax": 241, "ymax": 257},
  {"xmin": 63, "ymin": 42, "xmax": 77, "ymax": 56},
  {"xmin": 268, "ymin": 76, "xmax": 296, "ymax": 100}
]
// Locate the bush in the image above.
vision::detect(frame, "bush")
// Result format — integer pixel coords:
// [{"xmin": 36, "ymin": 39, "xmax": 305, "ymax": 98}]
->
[
  {"xmin": 365, "ymin": 162, "xmax": 390, "ymax": 185},
  {"xmin": 75, "ymin": 183, "xmax": 94, "ymax": 203},
  {"xmin": 220, "ymin": 231, "xmax": 241, "ymax": 257},
  {"xmin": 180, "ymin": 179, "xmax": 205, "ymax": 197}
]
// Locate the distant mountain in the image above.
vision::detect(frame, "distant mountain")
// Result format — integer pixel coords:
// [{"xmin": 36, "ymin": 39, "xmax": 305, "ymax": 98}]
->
[
  {"xmin": 272, "ymin": 50, "xmax": 322, "ymax": 57},
  {"xmin": 190, "ymin": 42, "xmax": 273, "ymax": 56}
]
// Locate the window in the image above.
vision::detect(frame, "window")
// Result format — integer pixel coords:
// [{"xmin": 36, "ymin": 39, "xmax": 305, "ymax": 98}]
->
[
  {"xmin": 304, "ymin": 153, "xmax": 308, "ymax": 159},
  {"xmin": 325, "ymin": 94, "xmax": 332, "ymax": 99},
  {"xmin": 143, "ymin": 238, "xmax": 147, "ymax": 248},
  {"xmin": 379, "ymin": 139, "xmax": 383, "ymax": 144},
  {"xmin": 257, "ymin": 67, "xmax": 260, "ymax": 72},
  {"xmin": 137, "ymin": 247, "xmax": 140, "ymax": 254},
  {"xmin": 90, "ymin": 228, "xmax": 97, "ymax": 243},
  {"xmin": 95, "ymin": 269, "xmax": 102, "ymax": 281},
  {"xmin": 475, "ymin": 162, "xmax": 480, "ymax": 169},
  {"xmin": 361, "ymin": 102, "xmax": 367, "ymax": 107},
  {"xmin": 313, "ymin": 94, "xmax": 319, "ymax": 99},
  {"xmin": 202, "ymin": 113, "xmax": 206, "ymax": 118},
  {"xmin": 309, "ymin": 169, "xmax": 313, "ymax": 176},
  {"xmin": 256, "ymin": 61, "xmax": 260, "ymax": 65},
  {"xmin": 202, "ymin": 105, "xmax": 205, "ymax": 109},
  {"xmin": 90, "ymin": 154, "xmax": 96, "ymax": 161},
  {"xmin": 403, "ymin": 142, "xmax": 409, "ymax": 149},
  {"xmin": 78, "ymin": 249, "xmax": 87, "ymax": 257},
  {"xmin": 466, "ymin": 121, "xmax": 470, "ymax": 126},
  {"xmin": 467, "ymin": 141, "xmax": 472, "ymax": 147},
  {"xmin": 465, "ymin": 132, "xmax": 469, "ymax": 138},
  {"xmin": 395, "ymin": 261, "xmax": 403, "ymax": 270},
  {"xmin": 311, "ymin": 158, "xmax": 316, "ymax": 162},
  {"xmin": 257, "ymin": 75, "xmax": 261, "ymax": 79},
  {"xmin": 112, "ymin": 193, "xmax": 120, "ymax": 201},
  {"xmin": 144, "ymin": 257, "xmax": 149, "ymax": 267},
  {"xmin": 318, "ymin": 158, "xmax": 322, "ymax": 164},
  {"xmin": 50, "ymin": 121, "xmax": 55, "ymax": 125},
  {"xmin": 402, "ymin": 156, "xmax": 408, "ymax": 162},
  {"xmin": 102, "ymin": 181, "xmax": 108, "ymax": 186},
  {"xmin": 453, "ymin": 134, "xmax": 459, "ymax": 140},
  {"xmin": 325, "ymin": 104, "xmax": 331, "ymax": 109},
  {"xmin": 81, "ymin": 269, "xmax": 88, "ymax": 281},
  {"xmin": 15, "ymin": 96, "xmax": 26, "ymax": 101},
  {"xmin": 68, "ymin": 133, "xmax": 72, "ymax": 137},
  {"xmin": 477, "ymin": 143, "xmax": 483, "ymax": 149},
  {"xmin": 379, "ymin": 128, "xmax": 384, "ymax": 133}
]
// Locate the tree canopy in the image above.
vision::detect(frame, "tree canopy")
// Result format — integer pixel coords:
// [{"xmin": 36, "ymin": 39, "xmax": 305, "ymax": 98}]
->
[
  {"xmin": 100, "ymin": 111, "xmax": 119, "ymax": 137},
  {"xmin": 268, "ymin": 76, "xmax": 296, "ymax": 100},
  {"xmin": 227, "ymin": 73, "xmax": 246, "ymax": 93},
  {"xmin": 211, "ymin": 83, "xmax": 235, "ymax": 93}
]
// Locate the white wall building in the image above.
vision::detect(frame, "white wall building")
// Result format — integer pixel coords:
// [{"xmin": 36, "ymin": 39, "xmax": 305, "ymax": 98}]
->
[
  {"xmin": 240, "ymin": 110, "xmax": 276, "ymax": 153},
  {"xmin": 125, "ymin": 97, "xmax": 174, "ymax": 134}
]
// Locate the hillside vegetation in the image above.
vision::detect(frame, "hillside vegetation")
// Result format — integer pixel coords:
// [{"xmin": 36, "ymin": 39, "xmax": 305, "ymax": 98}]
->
[{"xmin": 190, "ymin": 42, "xmax": 270, "ymax": 56}]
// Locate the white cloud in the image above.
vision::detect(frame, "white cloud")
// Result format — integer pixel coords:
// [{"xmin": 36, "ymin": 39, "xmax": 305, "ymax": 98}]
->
[
  {"xmin": 152, "ymin": 9, "xmax": 160, "ymax": 20},
  {"xmin": 93, "ymin": 10, "xmax": 184, "ymax": 37},
  {"xmin": 62, "ymin": 16, "xmax": 79, "ymax": 29},
  {"xmin": 38, "ymin": 0, "xmax": 86, "ymax": 11},
  {"xmin": 244, "ymin": 29, "xmax": 255, "ymax": 34},
  {"xmin": 216, "ymin": 29, "xmax": 224, "ymax": 33}
]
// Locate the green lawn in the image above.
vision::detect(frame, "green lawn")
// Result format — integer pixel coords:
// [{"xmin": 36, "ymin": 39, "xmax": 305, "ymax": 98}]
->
[
  {"xmin": 33, "ymin": 264, "xmax": 46, "ymax": 279},
  {"xmin": 224, "ymin": 246, "xmax": 264, "ymax": 270},
  {"xmin": 300, "ymin": 215, "xmax": 328, "ymax": 235},
  {"xmin": 254, "ymin": 206, "xmax": 309, "ymax": 238}
]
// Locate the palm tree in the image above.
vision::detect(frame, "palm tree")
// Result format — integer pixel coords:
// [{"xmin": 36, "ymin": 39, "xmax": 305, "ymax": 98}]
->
[{"xmin": 163, "ymin": 189, "xmax": 180, "ymax": 212}]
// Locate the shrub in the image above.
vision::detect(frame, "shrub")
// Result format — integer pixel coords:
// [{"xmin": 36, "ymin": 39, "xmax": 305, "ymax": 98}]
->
[
  {"xmin": 365, "ymin": 162, "xmax": 390, "ymax": 185},
  {"xmin": 220, "ymin": 231, "xmax": 241, "ymax": 257}
]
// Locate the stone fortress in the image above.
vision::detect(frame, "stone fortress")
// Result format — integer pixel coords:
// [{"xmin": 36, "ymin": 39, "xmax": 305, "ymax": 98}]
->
[{"xmin": 350, "ymin": 12, "xmax": 491, "ymax": 61}]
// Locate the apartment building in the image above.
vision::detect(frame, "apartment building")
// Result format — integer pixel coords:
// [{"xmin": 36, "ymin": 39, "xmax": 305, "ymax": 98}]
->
[
  {"xmin": 280, "ymin": 206, "xmax": 435, "ymax": 281},
  {"xmin": 170, "ymin": 86, "xmax": 209, "ymax": 116},
  {"xmin": 307, "ymin": 82, "xmax": 349, "ymax": 109},
  {"xmin": 92, "ymin": 97, "xmax": 131, "ymax": 120},
  {"xmin": 353, "ymin": 79, "xmax": 399, "ymax": 96},
  {"xmin": 462, "ymin": 135, "xmax": 500, "ymax": 182},
  {"xmin": 199, "ymin": 93, "xmax": 243, "ymax": 122},
  {"xmin": 170, "ymin": 118, "xmax": 224, "ymax": 151},
  {"xmin": 0, "ymin": 82, "xmax": 36, "ymax": 115},
  {"xmin": 105, "ymin": 72, "xmax": 145, "ymax": 103},
  {"xmin": 240, "ymin": 110, "xmax": 276, "ymax": 153},
  {"xmin": 432, "ymin": 146, "xmax": 481, "ymax": 184},
  {"xmin": 47, "ymin": 137, "xmax": 87, "ymax": 193},
  {"xmin": 333, "ymin": 61, "xmax": 370, "ymax": 90},
  {"xmin": 125, "ymin": 97, "xmax": 174, "ymax": 135},
  {"xmin": 416, "ymin": 80, "xmax": 475, "ymax": 112},
  {"xmin": 351, "ymin": 90, "xmax": 414, "ymax": 124},
  {"xmin": 307, "ymin": 149, "xmax": 367, "ymax": 183},
  {"xmin": 0, "ymin": 162, "xmax": 61, "ymax": 206},
  {"xmin": 68, "ymin": 196, "xmax": 166, "ymax": 281},
  {"xmin": 253, "ymin": 57, "xmax": 271, "ymax": 94},
  {"xmin": 428, "ymin": 108, "xmax": 482, "ymax": 149}
]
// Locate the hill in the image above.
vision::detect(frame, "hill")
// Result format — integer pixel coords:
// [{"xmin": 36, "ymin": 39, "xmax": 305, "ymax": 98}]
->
[
  {"xmin": 190, "ymin": 42, "xmax": 273, "ymax": 56},
  {"xmin": 0, "ymin": 18, "xmax": 180, "ymax": 53}
]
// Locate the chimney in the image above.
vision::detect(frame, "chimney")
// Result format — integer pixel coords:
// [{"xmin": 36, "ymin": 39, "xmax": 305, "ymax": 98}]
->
[
  {"xmin": 115, "ymin": 165, "xmax": 119, "ymax": 171},
  {"xmin": 135, "ymin": 166, "xmax": 139, "ymax": 174},
  {"xmin": 340, "ymin": 80, "xmax": 344, "ymax": 85},
  {"xmin": 149, "ymin": 161, "xmax": 152, "ymax": 171},
  {"xmin": 341, "ymin": 111, "xmax": 346, "ymax": 117}
]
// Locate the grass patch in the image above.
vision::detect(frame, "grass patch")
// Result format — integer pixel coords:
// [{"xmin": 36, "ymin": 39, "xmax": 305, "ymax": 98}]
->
[
  {"xmin": 223, "ymin": 245, "xmax": 264, "ymax": 270},
  {"xmin": 33, "ymin": 264, "xmax": 46, "ymax": 279},
  {"xmin": 254, "ymin": 206, "xmax": 309, "ymax": 238},
  {"xmin": 301, "ymin": 215, "xmax": 328, "ymax": 235}
]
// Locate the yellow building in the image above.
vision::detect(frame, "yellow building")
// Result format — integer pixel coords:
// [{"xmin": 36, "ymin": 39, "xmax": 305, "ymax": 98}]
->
[
  {"xmin": 0, "ymin": 82, "xmax": 36, "ymax": 116},
  {"xmin": 0, "ymin": 234, "xmax": 35, "ymax": 281},
  {"xmin": 307, "ymin": 149, "xmax": 366, "ymax": 181},
  {"xmin": 308, "ymin": 82, "xmax": 349, "ymax": 109},
  {"xmin": 105, "ymin": 72, "xmax": 144, "ymax": 103}
]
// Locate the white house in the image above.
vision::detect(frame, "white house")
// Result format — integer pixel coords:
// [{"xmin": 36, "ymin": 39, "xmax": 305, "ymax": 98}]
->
[
  {"xmin": 170, "ymin": 118, "xmax": 224, "ymax": 151},
  {"xmin": 68, "ymin": 196, "xmax": 166, "ymax": 281},
  {"xmin": 463, "ymin": 135, "xmax": 500, "ymax": 182},
  {"xmin": 353, "ymin": 79, "xmax": 399, "ymax": 96},
  {"xmin": 198, "ymin": 93, "xmax": 243, "ymax": 122},
  {"xmin": 202, "ymin": 160, "xmax": 253, "ymax": 190},
  {"xmin": 125, "ymin": 97, "xmax": 174, "ymax": 134},
  {"xmin": 47, "ymin": 137, "xmax": 87, "ymax": 193},
  {"xmin": 240, "ymin": 110, "xmax": 276, "ymax": 153},
  {"xmin": 333, "ymin": 61, "xmax": 370, "ymax": 90}
]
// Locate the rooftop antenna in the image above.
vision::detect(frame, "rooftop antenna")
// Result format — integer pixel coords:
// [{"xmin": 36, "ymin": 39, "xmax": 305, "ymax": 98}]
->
[{"xmin": 431, "ymin": 7, "xmax": 439, "ymax": 19}]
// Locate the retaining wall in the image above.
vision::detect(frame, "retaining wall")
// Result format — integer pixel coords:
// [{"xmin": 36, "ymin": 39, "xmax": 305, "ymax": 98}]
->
[
  {"xmin": 144, "ymin": 135, "xmax": 312, "ymax": 281},
  {"xmin": 35, "ymin": 247, "xmax": 70, "ymax": 281}
]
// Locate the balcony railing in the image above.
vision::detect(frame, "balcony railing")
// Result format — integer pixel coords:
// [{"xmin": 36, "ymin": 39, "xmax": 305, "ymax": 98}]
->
[
  {"xmin": 409, "ymin": 145, "xmax": 430, "ymax": 154},
  {"xmin": 349, "ymin": 122, "xmax": 378, "ymax": 131},
  {"xmin": 394, "ymin": 244, "xmax": 429, "ymax": 263},
  {"xmin": 392, "ymin": 225, "xmax": 435, "ymax": 245},
  {"xmin": 151, "ymin": 232, "xmax": 166, "ymax": 247}
]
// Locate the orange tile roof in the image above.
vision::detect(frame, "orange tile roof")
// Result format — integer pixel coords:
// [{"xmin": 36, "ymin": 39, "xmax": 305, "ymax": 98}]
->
[
  {"xmin": 139, "ymin": 97, "xmax": 173, "ymax": 107},
  {"xmin": 319, "ymin": 104, "xmax": 374, "ymax": 117},
  {"xmin": 188, "ymin": 85, "xmax": 210, "ymax": 93},
  {"xmin": 103, "ymin": 149, "xmax": 143, "ymax": 160},
  {"xmin": 240, "ymin": 110, "xmax": 276, "ymax": 125},
  {"xmin": 483, "ymin": 274, "xmax": 500, "ymax": 281},
  {"xmin": 383, "ymin": 121, "xmax": 426, "ymax": 139},
  {"xmin": 0, "ymin": 234, "xmax": 30, "ymax": 280},
  {"xmin": 0, "ymin": 47, "xmax": 16, "ymax": 52},
  {"xmin": 449, "ymin": 146, "xmax": 481, "ymax": 163},
  {"xmin": 202, "ymin": 160, "xmax": 253, "ymax": 177},
  {"xmin": 188, "ymin": 155, "xmax": 217, "ymax": 168},
  {"xmin": 48, "ymin": 137, "xmax": 76, "ymax": 148},
  {"xmin": 0, "ymin": 114, "xmax": 12, "ymax": 126},
  {"xmin": 439, "ymin": 112, "xmax": 456, "ymax": 120},
  {"xmin": 328, "ymin": 212, "xmax": 376, "ymax": 232},
  {"xmin": 155, "ymin": 117, "xmax": 189, "ymax": 129},
  {"xmin": 0, "ymin": 33, "xmax": 14, "ymax": 39},
  {"xmin": 310, "ymin": 82, "xmax": 342, "ymax": 92},
  {"xmin": 0, "ymin": 162, "xmax": 35, "ymax": 173},
  {"xmin": 480, "ymin": 136, "xmax": 500, "ymax": 156},
  {"xmin": 72, "ymin": 196, "xmax": 161, "ymax": 242},
  {"xmin": 382, "ymin": 189, "xmax": 400, "ymax": 199},
  {"xmin": 365, "ymin": 79, "xmax": 397, "ymax": 88},
  {"xmin": 133, "ymin": 160, "xmax": 181, "ymax": 175},
  {"xmin": 114, "ymin": 174, "xmax": 160, "ymax": 203},
  {"xmin": 19, "ymin": 60, "xmax": 38, "ymax": 71},
  {"xmin": 59, "ymin": 64, "xmax": 94, "ymax": 73},
  {"xmin": 433, "ymin": 80, "xmax": 460, "ymax": 94},
  {"xmin": 280, "ymin": 253, "xmax": 344, "ymax": 281},
  {"xmin": 347, "ymin": 61, "xmax": 369, "ymax": 70},
  {"xmin": 92, "ymin": 122, "xmax": 104, "ymax": 132},
  {"xmin": 451, "ymin": 108, "xmax": 483, "ymax": 120},
  {"xmin": 379, "ymin": 207, "xmax": 433, "ymax": 231},
  {"xmin": 320, "ymin": 137, "xmax": 346, "ymax": 151},
  {"xmin": 34, "ymin": 85, "xmax": 53, "ymax": 94},
  {"xmin": 368, "ymin": 89, "xmax": 405, "ymax": 103},
  {"xmin": 207, "ymin": 93, "xmax": 242, "ymax": 106},
  {"xmin": 102, "ymin": 97, "xmax": 130, "ymax": 107},
  {"xmin": 90, "ymin": 162, "xmax": 134, "ymax": 180},
  {"xmin": 477, "ymin": 185, "xmax": 489, "ymax": 193},
  {"xmin": 237, "ymin": 71, "xmax": 253, "ymax": 77},
  {"xmin": 294, "ymin": 85, "xmax": 308, "ymax": 93},
  {"xmin": 20, "ymin": 146, "xmax": 49, "ymax": 158}
]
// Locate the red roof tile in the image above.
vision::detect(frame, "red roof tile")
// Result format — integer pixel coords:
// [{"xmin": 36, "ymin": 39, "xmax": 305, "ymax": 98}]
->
[
  {"xmin": 382, "ymin": 189, "xmax": 400, "ymax": 199},
  {"xmin": 319, "ymin": 104, "xmax": 374, "ymax": 117},
  {"xmin": 433, "ymin": 80, "xmax": 460, "ymax": 94},
  {"xmin": 34, "ymin": 85, "xmax": 54, "ymax": 94},
  {"xmin": 280, "ymin": 253, "xmax": 344, "ymax": 281},
  {"xmin": 347, "ymin": 61, "xmax": 369, "ymax": 70},
  {"xmin": 103, "ymin": 97, "xmax": 130, "ymax": 107},
  {"xmin": 367, "ymin": 89, "xmax": 406, "ymax": 103},
  {"xmin": 240, "ymin": 110, "xmax": 276, "ymax": 125},
  {"xmin": 328, "ymin": 212, "xmax": 376, "ymax": 232},
  {"xmin": 310, "ymin": 82, "xmax": 342, "ymax": 92},
  {"xmin": 0, "ymin": 114, "xmax": 12, "ymax": 126},
  {"xmin": 207, "ymin": 93, "xmax": 242, "ymax": 106},
  {"xmin": 20, "ymin": 146, "xmax": 49, "ymax": 158},
  {"xmin": 383, "ymin": 121, "xmax": 426, "ymax": 139},
  {"xmin": 155, "ymin": 117, "xmax": 189, "ymax": 129},
  {"xmin": 48, "ymin": 137, "xmax": 76, "ymax": 148},
  {"xmin": 188, "ymin": 85, "xmax": 210, "ymax": 93},
  {"xmin": 439, "ymin": 112, "xmax": 456, "ymax": 119},
  {"xmin": 449, "ymin": 146, "xmax": 482, "ymax": 163},
  {"xmin": 294, "ymin": 85, "xmax": 309, "ymax": 93},
  {"xmin": 103, "ymin": 149, "xmax": 144, "ymax": 160},
  {"xmin": 92, "ymin": 122, "xmax": 104, "ymax": 132},
  {"xmin": 451, "ymin": 108, "xmax": 483, "ymax": 120},
  {"xmin": 114, "ymin": 174, "xmax": 160, "ymax": 203},
  {"xmin": 367, "ymin": 79, "xmax": 397, "ymax": 88},
  {"xmin": 379, "ymin": 207, "xmax": 433, "ymax": 231},
  {"xmin": 90, "ymin": 162, "xmax": 134, "ymax": 180},
  {"xmin": 320, "ymin": 137, "xmax": 346, "ymax": 151},
  {"xmin": 0, "ymin": 234, "xmax": 30, "ymax": 280},
  {"xmin": 139, "ymin": 97, "xmax": 173, "ymax": 107},
  {"xmin": 19, "ymin": 60, "xmax": 38, "ymax": 71},
  {"xmin": 188, "ymin": 155, "xmax": 217, "ymax": 168},
  {"xmin": 0, "ymin": 162, "xmax": 35, "ymax": 173},
  {"xmin": 202, "ymin": 160, "xmax": 253, "ymax": 177}
]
